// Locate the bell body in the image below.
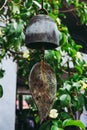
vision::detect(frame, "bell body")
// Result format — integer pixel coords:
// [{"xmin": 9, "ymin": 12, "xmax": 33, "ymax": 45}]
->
[{"xmin": 25, "ymin": 14, "xmax": 60, "ymax": 50}]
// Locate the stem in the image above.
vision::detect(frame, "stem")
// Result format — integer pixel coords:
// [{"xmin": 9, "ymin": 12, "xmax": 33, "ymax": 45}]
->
[
  {"xmin": 68, "ymin": 106, "xmax": 75, "ymax": 119},
  {"xmin": 67, "ymin": 60, "xmax": 70, "ymax": 78}
]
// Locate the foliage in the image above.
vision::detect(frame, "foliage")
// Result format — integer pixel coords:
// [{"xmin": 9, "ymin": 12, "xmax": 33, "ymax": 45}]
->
[
  {"xmin": 0, "ymin": 0, "xmax": 87, "ymax": 129},
  {"xmin": 39, "ymin": 119, "xmax": 86, "ymax": 130},
  {"xmin": 0, "ymin": 85, "xmax": 3, "ymax": 98},
  {"xmin": 0, "ymin": 68, "xmax": 4, "ymax": 98}
]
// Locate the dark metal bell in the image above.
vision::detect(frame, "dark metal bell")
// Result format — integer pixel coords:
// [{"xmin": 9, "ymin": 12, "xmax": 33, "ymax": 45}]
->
[{"xmin": 25, "ymin": 14, "xmax": 60, "ymax": 50}]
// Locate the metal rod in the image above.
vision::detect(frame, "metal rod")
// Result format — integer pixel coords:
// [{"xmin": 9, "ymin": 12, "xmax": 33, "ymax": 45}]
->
[
  {"xmin": 42, "ymin": 0, "xmax": 43, "ymax": 9},
  {"xmin": 19, "ymin": 94, "xmax": 23, "ymax": 111},
  {"xmin": 67, "ymin": 59, "xmax": 70, "ymax": 78},
  {"xmin": 18, "ymin": 94, "xmax": 23, "ymax": 130}
]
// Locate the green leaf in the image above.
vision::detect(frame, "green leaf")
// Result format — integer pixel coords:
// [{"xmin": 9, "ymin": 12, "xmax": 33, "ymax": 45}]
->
[
  {"xmin": 63, "ymin": 82, "xmax": 72, "ymax": 91},
  {"xmin": 39, "ymin": 121, "xmax": 51, "ymax": 130},
  {"xmin": 60, "ymin": 94, "xmax": 71, "ymax": 106},
  {"xmin": 10, "ymin": 1, "xmax": 20, "ymax": 14},
  {"xmin": 75, "ymin": 45, "xmax": 82, "ymax": 50},
  {"xmin": 72, "ymin": 93, "xmax": 84, "ymax": 111},
  {"xmin": 75, "ymin": 65, "xmax": 83, "ymax": 74},
  {"xmin": 14, "ymin": 0, "xmax": 21, "ymax": 3},
  {"xmin": 52, "ymin": 120, "xmax": 58, "ymax": 126},
  {"xmin": 0, "ymin": 85, "xmax": 3, "ymax": 98},
  {"xmin": 0, "ymin": 69, "xmax": 5, "ymax": 78},
  {"xmin": 73, "ymin": 73, "xmax": 81, "ymax": 82},
  {"xmin": 54, "ymin": 50, "xmax": 62, "ymax": 63},
  {"xmin": 33, "ymin": 0, "xmax": 41, "ymax": 8},
  {"xmin": 66, "ymin": 0, "xmax": 72, "ymax": 5},
  {"xmin": 52, "ymin": 120, "xmax": 63, "ymax": 128},
  {"xmin": 60, "ymin": 33, "xmax": 67, "ymax": 46},
  {"xmin": 51, "ymin": 125, "xmax": 63, "ymax": 130},
  {"xmin": 60, "ymin": 112, "xmax": 72, "ymax": 120},
  {"xmin": 63, "ymin": 119, "xmax": 86, "ymax": 130}
]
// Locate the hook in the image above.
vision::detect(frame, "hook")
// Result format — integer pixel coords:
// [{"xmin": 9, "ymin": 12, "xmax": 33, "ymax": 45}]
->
[{"xmin": 37, "ymin": 0, "xmax": 48, "ymax": 15}]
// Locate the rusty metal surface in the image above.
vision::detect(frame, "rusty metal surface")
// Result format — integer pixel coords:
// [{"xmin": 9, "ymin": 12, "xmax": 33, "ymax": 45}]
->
[
  {"xmin": 25, "ymin": 14, "xmax": 60, "ymax": 50},
  {"xmin": 29, "ymin": 61, "xmax": 57, "ymax": 122}
]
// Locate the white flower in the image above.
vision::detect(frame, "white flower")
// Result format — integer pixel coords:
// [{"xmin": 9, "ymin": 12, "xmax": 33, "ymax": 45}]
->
[
  {"xmin": 23, "ymin": 50, "xmax": 29, "ymax": 59},
  {"xmin": 49, "ymin": 109, "xmax": 58, "ymax": 119},
  {"xmin": 0, "ymin": 30, "xmax": 2, "ymax": 36},
  {"xmin": 76, "ymin": 52, "xmax": 82, "ymax": 59},
  {"xmin": 83, "ymin": 64, "xmax": 87, "ymax": 67},
  {"xmin": 56, "ymin": 18, "xmax": 61, "ymax": 25},
  {"xmin": 80, "ymin": 80, "xmax": 87, "ymax": 90}
]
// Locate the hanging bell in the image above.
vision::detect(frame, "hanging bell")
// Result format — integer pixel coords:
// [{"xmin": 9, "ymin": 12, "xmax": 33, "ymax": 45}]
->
[{"xmin": 25, "ymin": 14, "xmax": 60, "ymax": 50}]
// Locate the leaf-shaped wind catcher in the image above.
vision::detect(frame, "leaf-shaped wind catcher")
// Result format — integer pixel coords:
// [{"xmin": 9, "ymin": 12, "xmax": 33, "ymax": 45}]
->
[{"xmin": 29, "ymin": 61, "xmax": 57, "ymax": 122}]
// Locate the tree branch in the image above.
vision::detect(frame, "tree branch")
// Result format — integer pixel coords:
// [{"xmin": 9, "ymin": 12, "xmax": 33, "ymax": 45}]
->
[
  {"xmin": 0, "ymin": 0, "xmax": 8, "ymax": 11},
  {"xmin": 59, "ymin": 8, "xmax": 76, "ymax": 13}
]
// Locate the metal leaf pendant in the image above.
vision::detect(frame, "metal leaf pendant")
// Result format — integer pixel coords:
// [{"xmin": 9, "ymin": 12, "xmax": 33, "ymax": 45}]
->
[{"xmin": 29, "ymin": 61, "xmax": 57, "ymax": 122}]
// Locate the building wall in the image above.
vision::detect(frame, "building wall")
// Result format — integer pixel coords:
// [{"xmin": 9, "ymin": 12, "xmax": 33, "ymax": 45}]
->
[{"xmin": 0, "ymin": 57, "xmax": 17, "ymax": 130}]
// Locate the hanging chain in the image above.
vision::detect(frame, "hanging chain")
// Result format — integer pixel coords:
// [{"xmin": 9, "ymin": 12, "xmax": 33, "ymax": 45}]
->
[
  {"xmin": 42, "ymin": 0, "xmax": 44, "ymax": 9},
  {"xmin": 38, "ymin": 0, "xmax": 48, "ymax": 14}
]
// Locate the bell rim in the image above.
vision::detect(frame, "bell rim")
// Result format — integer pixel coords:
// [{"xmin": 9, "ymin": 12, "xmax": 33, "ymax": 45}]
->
[{"xmin": 25, "ymin": 41, "xmax": 58, "ymax": 50}]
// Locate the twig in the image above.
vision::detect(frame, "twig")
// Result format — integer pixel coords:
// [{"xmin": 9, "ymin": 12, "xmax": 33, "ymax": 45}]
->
[
  {"xmin": 0, "ymin": 48, "xmax": 23, "ymax": 55},
  {"xmin": 59, "ymin": 8, "xmax": 76, "ymax": 13},
  {"xmin": 8, "ymin": 49, "xmax": 23, "ymax": 55},
  {"xmin": 0, "ymin": 0, "xmax": 8, "ymax": 11},
  {"xmin": 68, "ymin": 106, "xmax": 75, "ymax": 119}
]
